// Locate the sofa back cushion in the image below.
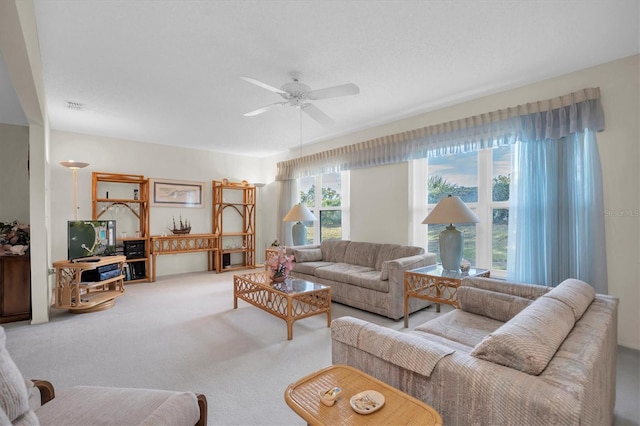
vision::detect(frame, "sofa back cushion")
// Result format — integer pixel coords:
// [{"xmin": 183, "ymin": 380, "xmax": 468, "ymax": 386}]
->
[
  {"xmin": 320, "ymin": 240, "xmax": 351, "ymax": 263},
  {"xmin": 470, "ymin": 295, "xmax": 576, "ymax": 375},
  {"xmin": 458, "ymin": 286, "xmax": 533, "ymax": 322},
  {"xmin": 343, "ymin": 241, "xmax": 380, "ymax": 268},
  {"xmin": 544, "ymin": 278, "xmax": 595, "ymax": 320},
  {"xmin": 292, "ymin": 248, "xmax": 323, "ymax": 263},
  {"xmin": 0, "ymin": 327, "xmax": 34, "ymax": 424},
  {"xmin": 374, "ymin": 244, "xmax": 424, "ymax": 271}
]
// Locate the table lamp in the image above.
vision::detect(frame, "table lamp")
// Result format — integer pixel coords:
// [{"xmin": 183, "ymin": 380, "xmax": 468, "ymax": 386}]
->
[
  {"xmin": 422, "ymin": 195, "xmax": 479, "ymax": 271},
  {"xmin": 283, "ymin": 203, "xmax": 316, "ymax": 246}
]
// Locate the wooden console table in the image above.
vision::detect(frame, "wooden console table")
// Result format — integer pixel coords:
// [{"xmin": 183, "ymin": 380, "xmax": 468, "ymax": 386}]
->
[
  {"xmin": 149, "ymin": 234, "xmax": 218, "ymax": 281},
  {"xmin": 53, "ymin": 256, "xmax": 126, "ymax": 313}
]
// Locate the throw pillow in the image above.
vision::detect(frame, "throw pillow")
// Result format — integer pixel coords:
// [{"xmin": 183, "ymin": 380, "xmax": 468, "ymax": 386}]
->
[
  {"xmin": 458, "ymin": 286, "xmax": 533, "ymax": 322},
  {"xmin": 470, "ymin": 296, "xmax": 575, "ymax": 375},
  {"xmin": 293, "ymin": 248, "xmax": 323, "ymax": 263},
  {"xmin": 0, "ymin": 327, "xmax": 31, "ymax": 423},
  {"xmin": 543, "ymin": 278, "xmax": 595, "ymax": 321}
]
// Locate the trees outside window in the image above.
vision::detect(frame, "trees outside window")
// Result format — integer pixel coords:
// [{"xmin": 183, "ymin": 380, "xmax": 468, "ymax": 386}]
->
[{"xmin": 299, "ymin": 172, "xmax": 349, "ymax": 244}]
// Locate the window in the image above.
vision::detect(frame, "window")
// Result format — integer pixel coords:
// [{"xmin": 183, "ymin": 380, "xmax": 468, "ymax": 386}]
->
[
  {"xmin": 422, "ymin": 145, "xmax": 511, "ymax": 275},
  {"xmin": 298, "ymin": 172, "xmax": 350, "ymax": 244}
]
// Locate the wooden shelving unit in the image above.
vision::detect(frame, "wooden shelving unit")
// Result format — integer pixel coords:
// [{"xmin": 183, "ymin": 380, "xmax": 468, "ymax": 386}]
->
[
  {"xmin": 212, "ymin": 179, "xmax": 256, "ymax": 272},
  {"xmin": 92, "ymin": 172, "xmax": 150, "ymax": 283}
]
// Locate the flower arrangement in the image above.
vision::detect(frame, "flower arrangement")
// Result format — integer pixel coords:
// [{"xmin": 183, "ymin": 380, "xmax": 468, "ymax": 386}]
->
[
  {"xmin": 0, "ymin": 220, "xmax": 30, "ymax": 255},
  {"xmin": 267, "ymin": 246, "xmax": 294, "ymax": 280}
]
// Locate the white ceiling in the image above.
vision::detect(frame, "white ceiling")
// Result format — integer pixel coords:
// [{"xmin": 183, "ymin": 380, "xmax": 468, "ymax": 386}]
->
[{"xmin": 1, "ymin": 1, "xmax": 638, "ymax": 158}]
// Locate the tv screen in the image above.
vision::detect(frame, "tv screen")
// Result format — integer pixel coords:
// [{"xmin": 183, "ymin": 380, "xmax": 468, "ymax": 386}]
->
[{"xmin": 68, "ymin": 220, "xmax": 117, "ymax": 261}]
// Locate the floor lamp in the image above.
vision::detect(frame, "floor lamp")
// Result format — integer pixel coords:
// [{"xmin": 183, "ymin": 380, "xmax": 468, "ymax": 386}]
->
[
  {"xmin": 283, "ymin": 203, "xmax": 316, "ymax": 246},
  {"xmin": 60, "ymin": 160, "xmax": 89, "ymax": 220}
]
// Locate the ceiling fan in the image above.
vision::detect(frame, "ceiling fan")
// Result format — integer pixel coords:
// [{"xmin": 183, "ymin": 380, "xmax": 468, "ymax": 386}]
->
[{"xmin": 241, "ymin": 72, "xmax": 359, "ymax": 126}]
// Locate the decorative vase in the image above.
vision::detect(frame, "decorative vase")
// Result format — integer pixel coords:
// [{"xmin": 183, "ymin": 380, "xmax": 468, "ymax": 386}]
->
[{"xmin": 270, "ymin": 274, "xmax": 287, "ymax": 283}]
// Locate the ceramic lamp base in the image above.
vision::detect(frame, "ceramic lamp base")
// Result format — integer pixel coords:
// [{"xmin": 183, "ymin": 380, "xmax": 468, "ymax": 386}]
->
[
  {"xmin": 291, "ymin": 222, "xmax": 307, "ymax": 246},
  {"xmin": 439, "ymin": 224, "xmax": 463, "ymax": 271}
]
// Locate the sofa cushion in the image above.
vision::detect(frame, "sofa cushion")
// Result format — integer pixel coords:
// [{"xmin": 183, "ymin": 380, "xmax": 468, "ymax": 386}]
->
[
  {"xmin": 463, "ymin": 276, "xmax": 549, "ymax": 300},
  {"xmin": 470, "ymin": 295, "xmax": 576, "ymax": 375},
  {"xmin": 543, "ymin": 278, "xmax": 595, "ymax": 320},
  {"xmin": 320, "ymin": 240, "xmax": 351, "ymax": 263},
  {"xmin": 347, "ymin": 270, "xmax": 389, "ymax": 293},
  {"xmin": 416, "ymin": 309, "xmax": 504, "ymax": 348},
  {"xmin": 291, "ymin": 261, "xmax": 333, "ymax": 275},
  {"xmin": 292, "ymin": 248, "xmax": 323, "ymax": 263},
  {"xmin": 0, "ymin": 327, "xmax": 33, "ymax": 424},
  {"xmin": 374, "ymin": 244, "xmax": 424, "ymax": 271},
  {"xmin": 314, "ymin": 263, "xmax": 375, "ymax": 284},
  {"xmin": 35, "ymin": 386, "xmax": 200, "ymax": 426},
  {"xmin": 458, "ymin": 286, "xmax": 533, "ymax": 322},
  {"xmin": 343, "ymin": 241, "xmax": 380, "ymax": 268}
]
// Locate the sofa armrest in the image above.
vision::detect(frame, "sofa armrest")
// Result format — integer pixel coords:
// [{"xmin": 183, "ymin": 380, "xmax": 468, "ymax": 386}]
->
[
  {"xmin": 331, "ymin": 317, "xmax": 453, "ymax": 376},
  {"xmin": 31, "ymin": 379, "xmax": 55, "ymax": 407}
]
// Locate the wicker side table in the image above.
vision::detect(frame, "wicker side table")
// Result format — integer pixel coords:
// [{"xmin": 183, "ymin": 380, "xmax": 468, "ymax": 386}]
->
[
  {"xmin": 285, "ymin": 364, "xmax": 442, "ymax": 426},
  {"xmin": 404, "ymin": 264, "xmax": 490, "ymax": 327}
]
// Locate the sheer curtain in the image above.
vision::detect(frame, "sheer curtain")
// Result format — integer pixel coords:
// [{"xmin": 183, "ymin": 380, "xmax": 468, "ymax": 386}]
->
[
  {"xmin": 275, "ymin": 88, "xmax": 607, "ymax": 291},
  {"xmin": 508, "ymin": 129, "xmax": 607, "ymax": 292}
]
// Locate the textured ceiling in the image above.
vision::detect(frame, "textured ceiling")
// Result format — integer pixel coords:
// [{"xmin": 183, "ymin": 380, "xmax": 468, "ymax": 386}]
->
[{"xmin": 1, "ymin": 1, "xmax": 638, "ymax": 157}]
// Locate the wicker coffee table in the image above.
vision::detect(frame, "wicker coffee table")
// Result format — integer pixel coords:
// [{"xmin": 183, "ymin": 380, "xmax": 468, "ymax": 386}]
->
[
  {"xmin": 285, "ymin": 364, "xmax": 442, "ymax": 425},
  {"xmin": 233, "ymin": 271, "xmax": 331, "ymax": 340}
]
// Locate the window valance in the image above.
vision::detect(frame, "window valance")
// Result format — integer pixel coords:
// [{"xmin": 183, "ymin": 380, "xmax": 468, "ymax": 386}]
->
[{"xmin": 276, "ymin": 87, "xmax": 604, "ymax": 180}]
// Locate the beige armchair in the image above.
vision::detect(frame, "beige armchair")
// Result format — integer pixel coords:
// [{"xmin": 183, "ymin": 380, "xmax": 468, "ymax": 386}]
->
[{"xmin": 0, "ymin": 327, "xmax": 207, "ymax": 425}]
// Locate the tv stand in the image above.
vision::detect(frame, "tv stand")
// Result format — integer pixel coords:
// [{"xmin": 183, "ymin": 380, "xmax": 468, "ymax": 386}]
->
[{"xmin": 53, "ymin": 256, "xmax": 126, "ymax": 313}]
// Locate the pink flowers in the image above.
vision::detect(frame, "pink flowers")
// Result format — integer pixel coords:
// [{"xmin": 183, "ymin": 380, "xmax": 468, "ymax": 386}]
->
[{"xmin": 267, "ymin": 246, "xmax": 294, "ymax": 278}]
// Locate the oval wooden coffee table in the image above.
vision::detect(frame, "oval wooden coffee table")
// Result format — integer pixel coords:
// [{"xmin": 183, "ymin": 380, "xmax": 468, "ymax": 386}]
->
[{"xmin": 285, "ymin": 364, "xmax": 442, "ymax": 425}]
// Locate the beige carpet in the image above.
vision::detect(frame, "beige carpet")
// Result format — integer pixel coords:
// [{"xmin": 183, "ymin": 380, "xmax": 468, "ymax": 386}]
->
[{"xmin": 4, "ymin": 270, "xmax": 639, "ymax": 425}]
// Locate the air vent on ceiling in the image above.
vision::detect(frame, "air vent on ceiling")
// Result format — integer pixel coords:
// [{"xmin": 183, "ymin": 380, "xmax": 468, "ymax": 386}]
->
[{"xmin": 66, "ymin": 101, "xmax": 84, "ymax": 111}]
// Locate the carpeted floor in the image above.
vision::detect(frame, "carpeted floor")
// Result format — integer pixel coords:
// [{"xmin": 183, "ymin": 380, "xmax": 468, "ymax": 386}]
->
[{"xmin": 4, "ymin": 270, "xmax": 639, "ymax": 425}]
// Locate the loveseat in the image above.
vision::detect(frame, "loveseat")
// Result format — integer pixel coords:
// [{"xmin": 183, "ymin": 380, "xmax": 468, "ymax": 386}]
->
[
  {"xmin": 332, "ymin": 277, "xmax": 618, "ymax": 425},
  {"xmin": 286, "ymin": 240, "xmax": 436, "ymax": 319}
]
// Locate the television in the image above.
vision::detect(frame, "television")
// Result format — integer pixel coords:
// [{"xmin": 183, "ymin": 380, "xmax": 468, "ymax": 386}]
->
[{"xmin": 67, "ymin": 220, "xmax": 117, "ymax": 261}]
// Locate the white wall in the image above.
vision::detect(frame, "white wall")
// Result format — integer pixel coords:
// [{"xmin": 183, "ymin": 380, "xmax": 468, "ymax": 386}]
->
[
  {"xmin": 279, "ymin": 55, "xmax": 639, "ymax": 349},
  {"xmin": 350, "ymin": 162, "xmax": 409, "ymax": 244},
  {"xmin": 0, "ymin": 123, "xmax": 30, "ymax": 222},
  {"xmin": 50, "ymin": 131, "xmax": 262, "ymax": 276}
]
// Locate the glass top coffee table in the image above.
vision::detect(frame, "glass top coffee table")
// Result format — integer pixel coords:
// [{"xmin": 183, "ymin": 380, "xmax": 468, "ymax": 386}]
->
[{"xmin": 233, "ymin": 271, "xmax": 331, "ymax": 340}]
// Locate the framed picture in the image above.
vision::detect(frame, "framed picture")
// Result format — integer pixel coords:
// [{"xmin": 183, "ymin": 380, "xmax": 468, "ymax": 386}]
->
[{"xmin": 150, "ymin": 179, "xmax": 205, "ymax": 208}]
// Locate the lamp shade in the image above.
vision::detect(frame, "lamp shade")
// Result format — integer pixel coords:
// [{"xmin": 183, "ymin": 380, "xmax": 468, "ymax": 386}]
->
[
  {"xmin": 59, "ymin": 160, "xmax": 90, "ymax": 170},
  {"xmin": 422, "ymin": 195, "xmax": 479, "ymax": 225},
  {"xmin": 283, "ymin": 203, "xmax": 317, "ymax": 223}
]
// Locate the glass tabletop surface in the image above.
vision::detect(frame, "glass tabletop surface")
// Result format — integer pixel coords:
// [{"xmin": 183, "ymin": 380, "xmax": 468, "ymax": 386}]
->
[
  {"xmin": 409, "ymin": 264, "xmax": 488, "ymax": 278},
  {"xmin": 236, "ymin": 271, "xmax": 327, "ymax": 294}
]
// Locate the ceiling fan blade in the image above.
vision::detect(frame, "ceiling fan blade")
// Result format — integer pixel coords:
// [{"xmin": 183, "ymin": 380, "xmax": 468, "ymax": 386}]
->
[
  {"xmin": 307, "ymin": 83, "xmax": 360, "ymax": 100},
  {"xmin": 243, "ymin": 102, "xmax": 287, "ymax": 117},
  {"xmin": 302, "ymin": 103, "xmax": 334, "ymax": 126},
  {"xmin": 240, "ymin": 76, "xmax": 287, "ymax": 95}
]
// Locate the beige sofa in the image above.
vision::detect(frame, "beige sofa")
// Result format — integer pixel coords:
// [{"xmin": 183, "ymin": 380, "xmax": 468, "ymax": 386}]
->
[
  {"xmin": 332, "ymin": 277, "xmax": 618, "ymax": 425},
  {"xmin": 287, "ymin": 240, "xmax": 436, "ymax": 319}
]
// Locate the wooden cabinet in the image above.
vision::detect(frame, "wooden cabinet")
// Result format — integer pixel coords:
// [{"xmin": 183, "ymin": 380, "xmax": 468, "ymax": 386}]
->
[
  {"xmin": 92, "ymin": 172, "xmax": 150, "ymax": 283},
  {"xmin": 0, "ymin": 255, "xmax": 31, "ymax": 323},
  {"xmin": 53, "ymin": 255, "xmax": 126, "ymax": 313},
  {"xmin": 212, "ymin": 179, "xmax": 256, "ymax": 272}
]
